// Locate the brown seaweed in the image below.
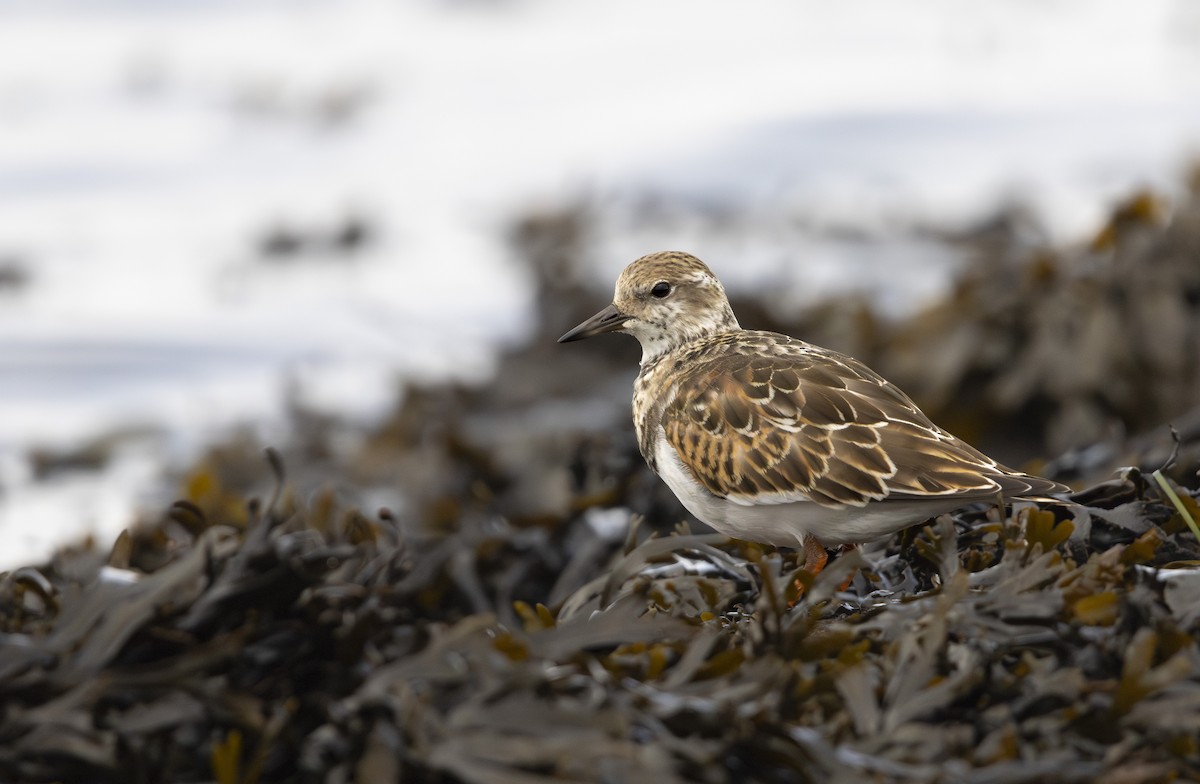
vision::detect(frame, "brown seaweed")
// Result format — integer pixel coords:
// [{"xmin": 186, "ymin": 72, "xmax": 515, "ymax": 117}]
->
[
  {"xmin": 4, "ymin": 179, "xmax": 1200, "ymax": 782},
  {"xmin": 1, "ymin": 447, "xmax": 1198, "ymax": 783}
]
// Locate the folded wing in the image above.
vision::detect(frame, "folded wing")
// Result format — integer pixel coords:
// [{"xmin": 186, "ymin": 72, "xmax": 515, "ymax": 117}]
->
[{"xmin": 661, "ymin": 338, "xmax": 1066, "ymax": 509}]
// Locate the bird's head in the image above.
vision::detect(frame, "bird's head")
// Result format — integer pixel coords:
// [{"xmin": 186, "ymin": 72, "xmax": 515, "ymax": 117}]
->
[{"xmin": 558, "ymin": 251, "xmax": 740, "ymax": 363}]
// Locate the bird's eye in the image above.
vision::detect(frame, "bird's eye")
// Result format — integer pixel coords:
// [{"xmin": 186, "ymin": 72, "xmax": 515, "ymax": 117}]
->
[{"xmin": 651, "ymin": 281, "xmax": 671, "ymax": 298}]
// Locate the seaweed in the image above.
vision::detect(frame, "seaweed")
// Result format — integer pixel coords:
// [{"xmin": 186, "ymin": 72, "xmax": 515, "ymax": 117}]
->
[
  {"xmin": 5, "ymin": 179, "xmax": 1200, "ymax": 782},
  {"xmin": 1, "ymin": 443, "xmax": 1198, "ymax": 783}
]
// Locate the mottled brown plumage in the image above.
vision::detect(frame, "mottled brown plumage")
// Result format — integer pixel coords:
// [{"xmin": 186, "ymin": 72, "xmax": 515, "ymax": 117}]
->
[
  {"xmin": 654, "ymin": 332, "xmax": 1059, "ymax": 508},
  {"xmin": 560, "ymin": 251, "xmax": 1068, "ymax": 576}
]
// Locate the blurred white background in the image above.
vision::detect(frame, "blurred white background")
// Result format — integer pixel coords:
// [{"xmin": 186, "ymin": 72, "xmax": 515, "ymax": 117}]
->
[{"xmin": 2, "ymin": 0, "xmax": 1200, "ymax": 568}]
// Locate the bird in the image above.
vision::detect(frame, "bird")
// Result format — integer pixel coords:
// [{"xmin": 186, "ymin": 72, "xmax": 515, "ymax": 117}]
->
[{"xmin": 558, "ymin": 251, "xmax": 1069, "ymax": 584}]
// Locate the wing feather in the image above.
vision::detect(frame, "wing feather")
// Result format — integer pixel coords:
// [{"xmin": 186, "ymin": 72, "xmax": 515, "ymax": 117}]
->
[{"xmin": 661, "ymin": 335, "xmax": 1066, "ymax": 509}]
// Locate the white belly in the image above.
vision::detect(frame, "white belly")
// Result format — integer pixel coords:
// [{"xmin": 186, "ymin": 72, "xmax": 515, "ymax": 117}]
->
[{"xmin": 652, "ymin": 437, "xmax": 963, "ymax": 547}]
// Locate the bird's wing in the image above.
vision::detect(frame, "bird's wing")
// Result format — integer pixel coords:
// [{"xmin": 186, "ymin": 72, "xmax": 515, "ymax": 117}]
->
[{"xmin": 660, "ymin": 339, "xmax": 1063, "ymax": 509}]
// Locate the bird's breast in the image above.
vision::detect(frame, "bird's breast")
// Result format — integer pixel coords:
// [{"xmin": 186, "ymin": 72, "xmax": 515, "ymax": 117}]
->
[{"xmin": 632, "ymin": 360, "xmax": 676, "ymax": 470}]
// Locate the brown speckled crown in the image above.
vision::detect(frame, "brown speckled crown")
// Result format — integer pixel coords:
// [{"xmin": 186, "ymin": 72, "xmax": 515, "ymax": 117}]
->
[{"xmin": 610, "ymin": 251, "xmax": 740, "ymax": 362}]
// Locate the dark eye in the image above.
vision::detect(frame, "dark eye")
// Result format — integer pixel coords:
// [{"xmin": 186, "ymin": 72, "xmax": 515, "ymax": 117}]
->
[{"xmin": 650, "ymin": 281, "xmax": 671, "ymax": 298}]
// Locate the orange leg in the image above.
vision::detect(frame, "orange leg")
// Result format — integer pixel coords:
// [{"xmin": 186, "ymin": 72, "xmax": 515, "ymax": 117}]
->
[
  {"xmin": 803, "ymin": 536, "xmax": 829, "ymax": 577},
  {"xmin": 791, "ymin": 539, "xmax": 858, "ymax": 604},
  {"xmin": 789, "ymin": 536, "xmax": 829, "ymax": 605},
  {"xmin": 837, "ymin": 543, "xmax": 858, "ymax": 591}
]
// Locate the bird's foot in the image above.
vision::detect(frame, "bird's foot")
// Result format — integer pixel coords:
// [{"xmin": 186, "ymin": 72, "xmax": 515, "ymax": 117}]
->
[
  {"xmin": 836, "ymin": 543, "xmax": 858, "ymax": 591},
  {"xmin": 788, "ymin": 537, "xmax": 829, "ymax": 606},
  {"xmin": 788, "ymin": 539, "xmax": 857, "ymax": 606}
]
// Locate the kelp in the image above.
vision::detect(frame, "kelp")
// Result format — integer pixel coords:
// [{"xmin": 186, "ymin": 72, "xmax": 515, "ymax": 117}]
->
[
  {"xmin": 5, "ymin": 178, "xmax": 1200, "ymax": 782},
  {"xmin": 1, "ymin": 445, "xmax": 1199, "ymax": 783}
]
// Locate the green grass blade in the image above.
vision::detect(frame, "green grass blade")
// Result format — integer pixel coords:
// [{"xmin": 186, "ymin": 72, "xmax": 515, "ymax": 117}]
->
[{"xmin": 1152, "ymin": 469, "xmax": 1200, "ymax": 543}]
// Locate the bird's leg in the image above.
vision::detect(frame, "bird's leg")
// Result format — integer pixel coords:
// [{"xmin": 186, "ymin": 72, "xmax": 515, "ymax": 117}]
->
[
  {"xmin": 837, "ymin": 543, "xmax": 858, "ymax": 591},
  {"xmin": 789, "ymin": 536, "xmax": 829, "ymax": 605},
  {"xmin": 803, "ymin": 536, "xmax": 829, "ymax": 577},
  {"xmin": 790, "ymin": 539, "xmax": 862, "ymax": 604}
]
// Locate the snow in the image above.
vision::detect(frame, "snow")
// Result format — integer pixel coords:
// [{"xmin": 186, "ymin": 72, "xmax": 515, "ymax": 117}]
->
[{"xmin": 1, "ymin": 0, "xmax": 1199, "ymax": 569}]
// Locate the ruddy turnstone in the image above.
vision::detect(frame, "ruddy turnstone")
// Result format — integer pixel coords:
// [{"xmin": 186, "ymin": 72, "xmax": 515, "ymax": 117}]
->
[{"xmin": 559, "ymin": 251, "xmax": 1069, "ymax": 581}]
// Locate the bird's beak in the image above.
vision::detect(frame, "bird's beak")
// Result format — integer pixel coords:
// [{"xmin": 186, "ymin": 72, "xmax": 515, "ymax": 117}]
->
[{"xmin": 558, "ymin": 303, "xmax": 629, "ymax": 343}]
